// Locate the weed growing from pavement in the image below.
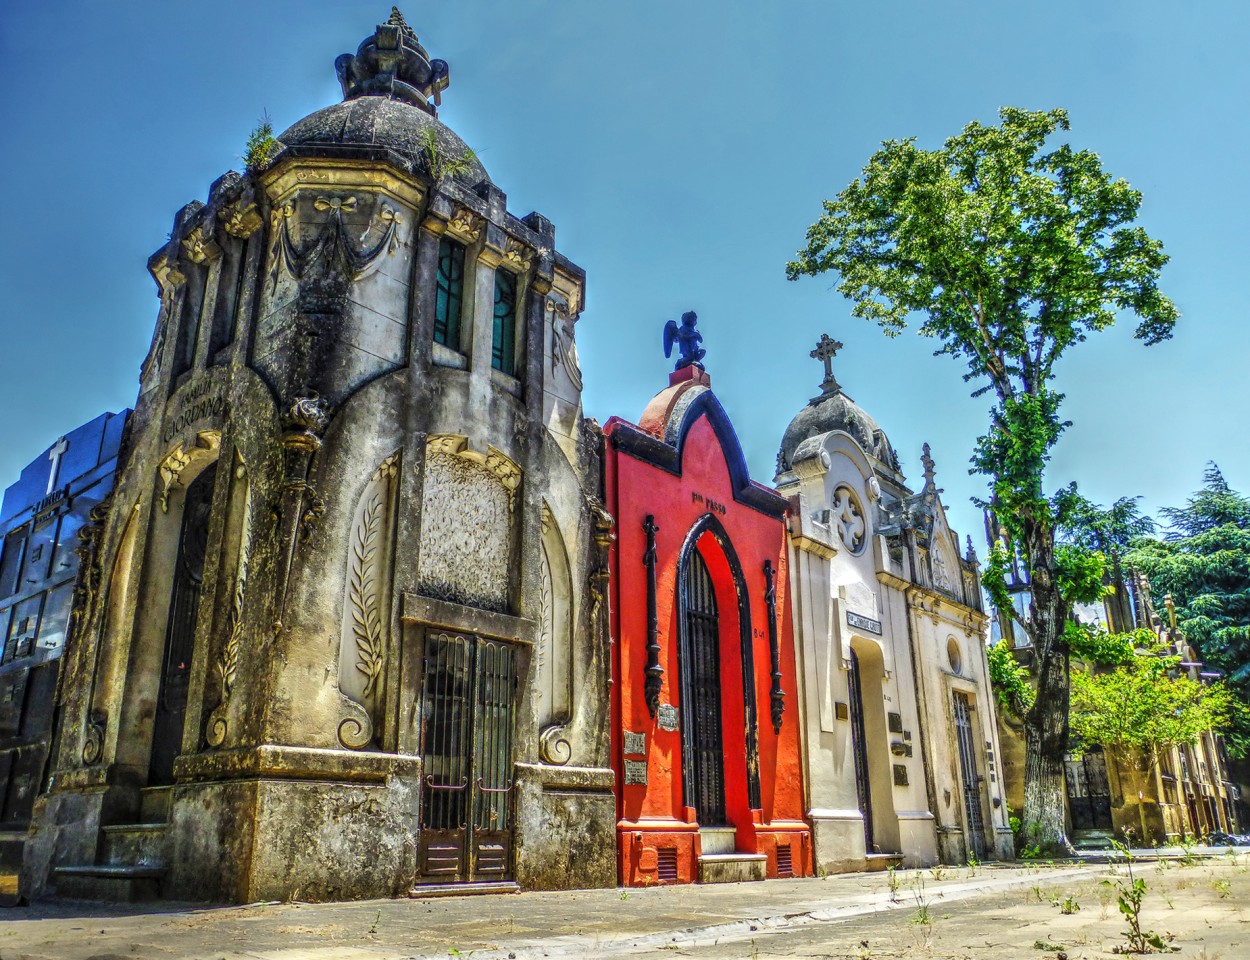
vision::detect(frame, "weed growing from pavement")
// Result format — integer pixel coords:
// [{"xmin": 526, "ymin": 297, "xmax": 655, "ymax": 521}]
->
[
  {"xmin": 909, "ymin": 874, "xmax": 934, "ymax": 926},
  {"xmin": 1103, "ymin": 841, "xmax": 1177, "ymax": 954},
  {"xmin": 1212, "ymin": 878, "xmax": 1231, "ymax": 899},
  {"xmin": 1051, "ymin": 894, "xmax": 1081, "ymax": 915},
  {"xmin": 886, "ymin": 866, "xmax": 901, "ymax": 903}
]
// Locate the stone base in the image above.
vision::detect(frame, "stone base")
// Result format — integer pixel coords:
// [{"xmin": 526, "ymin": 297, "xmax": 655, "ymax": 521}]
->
[
  {"xmin": 511, "ymin": 763, "xmax": 616, "ymax": 891},
  {"xmin": 698, "ymin": 853, "xmax": 767, "ymax": 883},
  {"xmin": 53, "ymin": 865, "xmax": 164, "ymax": 902},
  {"xmin": 808, "ymin": 812, "xmax": 868, "ymax": 876}
]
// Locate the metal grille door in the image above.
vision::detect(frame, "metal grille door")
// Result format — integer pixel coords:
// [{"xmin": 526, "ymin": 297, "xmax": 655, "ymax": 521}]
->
[
  {"xmin": 953, "ymin": 692, "xmax": 987, "ymax": 860},
  {"xmin": 679, "ymin": 550, "xmax": 727, "ymax": 826},
  {"xmin": 419, "ymin": 633, "xmax": 518, "ymax": 884},
  {"xmin": 150, "ymin": 462, "xmax": 216, "ymax": 786},
  {"xmin": 1065, "ymin": 748, "xmax": 1113, "ymax": 832},
  {"xmin": 848, "ymin": 649, "xmax": 875, "ymax": 853}
]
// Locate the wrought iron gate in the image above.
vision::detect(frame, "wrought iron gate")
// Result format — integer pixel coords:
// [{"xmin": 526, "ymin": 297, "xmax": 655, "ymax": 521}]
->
[
  {"xmin": 150, "ymin": 462, "xmax": 216, "ymax": 786},
  {"xmin": 679, "ymin": 550, "xmax": 727, "ymax": 825},
  {"xmin": 952, "ymin": 691, "xmax": 987, "ymax": 861},
  {"xmin": 848, "ymin": 649, "xmax": 875, "ymax": 852},
  {"xmin": 418, "ymin": 633, "xmax": 518, "ymax": 884},
  {"xmin": 1065, "ymin": 748, "xmax": 1113, "ymax": 832}
]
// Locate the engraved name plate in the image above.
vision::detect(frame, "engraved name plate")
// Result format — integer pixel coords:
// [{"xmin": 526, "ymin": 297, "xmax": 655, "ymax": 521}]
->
[
  {"xmin": 624, "ymin": 759, "xmax": 648, "ymax": 785},
  {"xmin": 623, "ymin": 730, "xmax": 646, "ymax": 757},
  {"xmin": 657, "ymin": 703, "xmax": 679, "ymax": 731}
]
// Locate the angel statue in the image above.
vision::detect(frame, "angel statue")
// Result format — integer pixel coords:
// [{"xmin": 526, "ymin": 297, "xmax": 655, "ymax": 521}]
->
[{"xmin": 663, "ymin": 311, "xmax": 706, "ymax": 370}]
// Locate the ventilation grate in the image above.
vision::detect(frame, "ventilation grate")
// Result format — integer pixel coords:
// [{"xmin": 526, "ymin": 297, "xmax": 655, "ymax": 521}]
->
[
  {"xmin": 657, "ymin": 847, "xmax": 678, "ymax": 882},
  {"xmin": 776, "ymin": 843, "xmax": 793, "ymax": 878}
]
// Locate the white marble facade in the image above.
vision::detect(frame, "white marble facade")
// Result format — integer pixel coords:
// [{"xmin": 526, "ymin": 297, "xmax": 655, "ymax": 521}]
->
[{"xmin": 776, "ymin": 348, "xmax": 1014, "ymax": 872}]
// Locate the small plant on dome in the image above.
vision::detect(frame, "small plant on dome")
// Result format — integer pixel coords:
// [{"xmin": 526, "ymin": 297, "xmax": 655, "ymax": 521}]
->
[
  {"xmin": 244, "ymin": 111, "xmax": 279, "ymax": 173},
  {"xmin": 420, "ymin": 127, "xmax": 478, "ymax": 183}
]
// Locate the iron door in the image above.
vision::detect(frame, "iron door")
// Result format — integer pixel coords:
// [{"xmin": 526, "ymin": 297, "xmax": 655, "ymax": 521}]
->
[
  {"xmin": 953, "ymin": 691, "xmax": 987, "ymax": 860},
  {"xmin": 418, "ymin": 633, "xmax": 518, "ymax": 884},
  {"xmin": 150, "ymin": 462, "xmax": 216, "ymax": 786},
  {"xmin": 1065, "ymin": 748, "xmax": 1113, "ymax": 832},
  {"xmin": 848, "ymin": 649, "xmax": 875, "ymax": 853},
  {"xmin": 679, "ymin": 549, "xmax": 727, "ymax": 826}
]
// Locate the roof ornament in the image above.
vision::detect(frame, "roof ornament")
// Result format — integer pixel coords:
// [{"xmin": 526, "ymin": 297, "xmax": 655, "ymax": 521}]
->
[
  {"xmin": 810, "ymin": 333, "xmax": 843, "ymax": 397},
  {"xmin": 663, "ymin": 311, "xmax": 706, "ymax": 371},
  {"xmin": 335, "ymin": 7, "xmax": 450, "ymax": 115},
  {"xmin": 920, "ymin": 442, "xmax": 937, "ymax": 489}
]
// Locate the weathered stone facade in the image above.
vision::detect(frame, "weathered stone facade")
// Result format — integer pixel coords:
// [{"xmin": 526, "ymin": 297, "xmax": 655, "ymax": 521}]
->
[
  {"xmin": 24, "ymin": 10, "xmax": 614, "ymax": 902},
  {"xmin": 775, "ymin": 338, "xmax": 1014, "ymax": 872}
]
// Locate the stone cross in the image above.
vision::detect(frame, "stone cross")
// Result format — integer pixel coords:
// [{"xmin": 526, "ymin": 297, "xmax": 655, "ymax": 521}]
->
[
  {"xmin": 46, "ymin": 436, "xmax": 69, "ymax": 494},
  {"xmin": 810, "ymin": 334, "xmax": 843, "ymax": 395}
]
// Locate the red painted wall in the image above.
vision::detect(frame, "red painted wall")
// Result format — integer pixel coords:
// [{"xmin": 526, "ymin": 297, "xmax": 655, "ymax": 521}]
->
[{"xmin": 606, "ymin": 395, "xmax": 810, "ymax": 885}]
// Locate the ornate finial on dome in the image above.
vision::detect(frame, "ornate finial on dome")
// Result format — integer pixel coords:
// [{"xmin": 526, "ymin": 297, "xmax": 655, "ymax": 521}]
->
[
  {"xmin": 335, "ymin": 8, "xmax": 450, "ymax": 115},
  {"xmin": 920, "ymin": 442, "xmax": 936, "ymax": 488},
  {"xmin": 663, "ymin": 311, "xmax": 706, "ymax": 371},
  {"xmin": 810, "ymin": 333, "xmax": 843, "ymax": 397}
]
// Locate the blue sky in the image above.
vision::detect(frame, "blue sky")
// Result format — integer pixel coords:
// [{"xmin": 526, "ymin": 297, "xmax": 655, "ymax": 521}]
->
[{"xmin": 1, "ymin": 1, "xmax": 1246, "ymax": 547}]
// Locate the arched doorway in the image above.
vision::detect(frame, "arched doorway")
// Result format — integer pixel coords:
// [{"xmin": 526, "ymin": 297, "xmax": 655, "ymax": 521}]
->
[
  {"xmin": 848, "ymin": 648, "xmax": 874, "ymax": 853},
  {"xmin": 679, "ymin": 548, "xmax": 726, "ymax": 825},
  {"xmin": 149, "ymin": 461, "xmax": 216, "ymax": 786}
]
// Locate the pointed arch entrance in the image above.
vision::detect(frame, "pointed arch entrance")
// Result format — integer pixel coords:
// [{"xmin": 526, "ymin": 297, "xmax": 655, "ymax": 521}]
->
[
  {"xmin": 675, "ymin": 514, "xmax": 761, "ymax": 830},
  {"xmin": 149, "ymin": 461, "xmax": 216, "ymax": 786},
  {"xmin": 679, "ymin": 549, "xmax": 726, "ymax": 824}
]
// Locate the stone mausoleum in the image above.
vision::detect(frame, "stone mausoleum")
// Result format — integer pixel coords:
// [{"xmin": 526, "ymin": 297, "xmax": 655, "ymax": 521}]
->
[
  {"xmin": 604, "ymin": 330, "xmax": 811, "ymax": 886},
  {"xmin": 0, "ymin": 411, "xmax": 129, "ymax": 901},
  {"xmin": 776, "ymin": 337, "xmax": 1014, "ymax": 871},
  {"xmin": 24, "ymin": 10, "xmax": 615, "ymax": 902}
]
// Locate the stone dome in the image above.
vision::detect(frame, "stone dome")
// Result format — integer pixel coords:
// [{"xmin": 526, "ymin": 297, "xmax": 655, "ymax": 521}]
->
[
  {"xmin": 277, "ymin": 96, "xmax": 490, "ymax": 187},
  {"xmin": 778, "ymin": 388, "xmax": 899, "ymax": 475}
]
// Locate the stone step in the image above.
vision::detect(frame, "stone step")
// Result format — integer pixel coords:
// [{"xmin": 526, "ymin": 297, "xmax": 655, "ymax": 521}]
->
[
  {"xmin": 698, "ymin": 852, "xmax": 767, "ymax": 884},
  {"xmin": 0, "ymin": 829, "xmax": 27, "ymax": 871},
  {"xmin": 409, "ymin": 881, "xmax": 520, "ymax": 898},
  {"xmin": 699, "ymin": 827, "xmax": 738, "ymax": 856},
  {"xmin": 99, "ymin": 823, "xmax": 168, "ymax": 868},
  {"xmin": 138, "ymin": 785, "xmax": 173, "ymax": 824},
  {"xmin": 864, "ymin": 852, "xmax": 905, "ymax": 872},
  {"xmin": 53, "ymin": 865, "xmax": 164, "ymax": 903}
]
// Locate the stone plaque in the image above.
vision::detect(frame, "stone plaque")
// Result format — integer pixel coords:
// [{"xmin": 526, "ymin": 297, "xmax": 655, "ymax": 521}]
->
[
  {"xmin": 887, "ymin": 711, "xmax": 903, "ymax": 734},
  {"xmin": 657, "ymin": 703, "xmax": 679, "ymax": 731},
  {"xmin": 624, "ymin": 759, "xmax": 648, "ymax": 785},
  {"xmin": 623, "ymin": 730, "xmax": 646, "ymax": 756},
  {"xmin": 835, "ymin": 701, "xmax": 849, "ymax": 721},
  {"xmin": 417, "ymin": 449, "xmax": 515, "ymax": 612},
  {"xmin": 893, "ymin": 763, "xmax": 909, "ymax": 787}
]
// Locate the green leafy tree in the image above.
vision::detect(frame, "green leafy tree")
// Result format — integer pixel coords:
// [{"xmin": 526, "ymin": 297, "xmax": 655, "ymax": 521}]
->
[
  {"xmin": 787, "ymin": 107, "xmax": 1178, "ymax": 853},
  {"xmin": 1128, "ymin": 464, "xmax": 1250, "ymax": 755},
  {"xmin": 1058, "ymin": 490, "xmax": 1156, "ymax": 633},
  {"xmin": 1072, "ymin": 653, "xmax": 1233, "ymax": 847}
]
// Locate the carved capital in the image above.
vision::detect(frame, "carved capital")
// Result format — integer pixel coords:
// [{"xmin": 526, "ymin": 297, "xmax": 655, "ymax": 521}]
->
[
  {"xmin": 158, "ymin": 447, "xmax": 193, "ymax": 513},
  {"xmin": 150, "ymin": 253, "xmax": 187, "ymax": 294},
  {"xmin": 181, "ymin": 225, "xmax": 222, "ymax": 264},
  {"xmin": 503, "ymin": 237, "xmax": 533, "ymax": 273},
  {"xmin": 281, "ymin": 394, "xmax": 330, "ymax": 453},
  {"xmin": 219, "ymin": 201, "xmax": 264, "ymax": 239},
  {"xmin": 447, "ymin": 206, "xmax": 483, "ymax": 243}
]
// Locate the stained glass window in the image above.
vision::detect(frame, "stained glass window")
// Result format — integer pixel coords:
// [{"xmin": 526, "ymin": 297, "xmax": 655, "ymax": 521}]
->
[
  {"xmin": 492, "ymin": 269, "xmax": 518, "ymax": 375},
  {"xmin": 434, "ymin": 237, "xmax": 465, "ymax": 349}
]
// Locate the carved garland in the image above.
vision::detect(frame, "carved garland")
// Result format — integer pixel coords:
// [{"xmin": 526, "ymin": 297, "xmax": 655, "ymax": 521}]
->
[
  {"xmin": 338, "ymin": 453, "xmax": 399, "ymax": 750},
  {"xmin": 205, "ymin": 499, "xmax": 252, "ymax": 749}
]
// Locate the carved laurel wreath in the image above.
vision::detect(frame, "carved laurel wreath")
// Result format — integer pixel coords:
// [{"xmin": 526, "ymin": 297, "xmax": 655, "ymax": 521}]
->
[{"xmin": 349, "ymin": 493, "xmax": 386, "ymax": 699}]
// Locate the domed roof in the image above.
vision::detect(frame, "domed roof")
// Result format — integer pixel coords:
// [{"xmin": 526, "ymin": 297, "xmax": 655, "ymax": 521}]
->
[
  {"xmin": 777, "ymin": 335, "xmax": 900, "ymax": 475},
  {"xmin": 278, "ymin": 97, "xmax": 489, "ymax": 187}
]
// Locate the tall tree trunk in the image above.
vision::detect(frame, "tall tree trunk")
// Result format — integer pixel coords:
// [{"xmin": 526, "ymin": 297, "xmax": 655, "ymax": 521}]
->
[{"xmin": 1020, "ymin": 528, "xmax": 1076, "ymax": 855}]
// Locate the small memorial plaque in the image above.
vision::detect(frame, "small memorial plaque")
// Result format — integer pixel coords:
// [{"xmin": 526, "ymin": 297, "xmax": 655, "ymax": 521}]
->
[
  {"xmin": 623, "ymin": 730, "xmax": 646, "ymax": 756},
  {"xmin": 657, "ymin": 703, "xmax": 679, "ymax": 731},
  {"xmin": 893, "ymin": 763, "xmax": 909, "ymax": 787},
  {"xmin": 887, "ymin": 711, "xmax": 903, "ymax": 734},
  {"xmin": 624, "ymin": 759, "xmax": 648, "ymax": 785}
]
